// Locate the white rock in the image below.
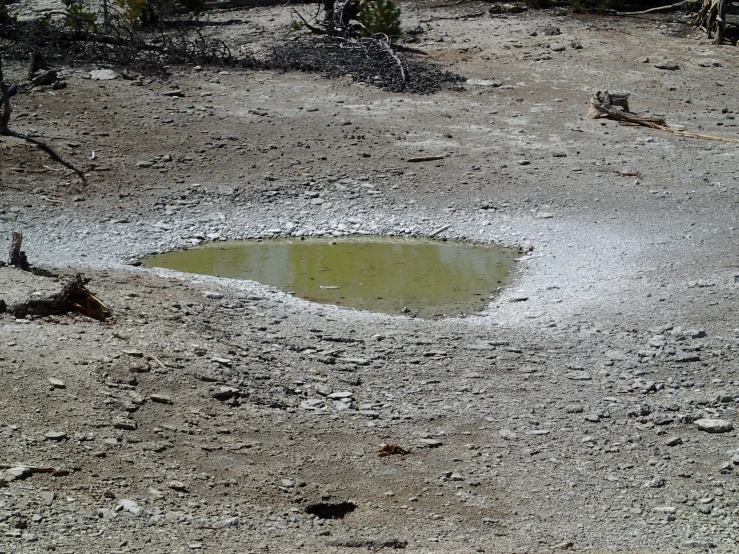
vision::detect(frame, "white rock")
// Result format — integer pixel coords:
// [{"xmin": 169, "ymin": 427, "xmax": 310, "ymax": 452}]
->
[
  {"xmin": 695, "ymin": 419, "xmax": 734, "ymax": 433},
  {"xmin": 90, "ymin": 69, "xmax": 117, "ymax": 81}
]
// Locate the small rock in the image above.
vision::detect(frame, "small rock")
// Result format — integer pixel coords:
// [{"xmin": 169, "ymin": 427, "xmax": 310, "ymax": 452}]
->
[
  {"xmin": 167, "ymin": 480, "xmax": 189, "ymax": 493},
  {"xmin": 695, "ymin": 419, "xmax": 733, "ymax": 433},
  {"xmin": 665, "ymin": 436, "xmax": 683, "ymax": 446},
  {"xmin": 48, "ymin": 377, "xmax": 66, "ymax": 389},
  {"xmin": 327, "ymin": 391, "xmax": 353, "ymax": 399},
  {"xmin": 116, "ymin": 499, "xmax": 150, "ymax": 518},
  {"xmin": 44, "ymin": 431, "xmax": 67, "ymax": 441},
  {"xmin": 112, "ymin": 417, "xmax": 138, "ymax": 431},
  {"xmin": 150, "ymin": 394, "xmax": 173, "ymax": 405},
  {"xmin": 212, "ymin": 386, "xmax": 240, "ymax": 400},
  {"xmin": 647, "ymin": 477, "xmax": 665, "ymax": 488},
  {"xmin": 90, "ymin": 69, "xmax": 117, "ymax": 81},
  {"xmin": 204, "ymin": 291, "xmax": 223, "ymax": 299},
  {"xmin": 162, "ymin": 89, "xmax": 185, "ymax": 97},
  {"xmin": 418, "ymin": 438, "xmax": 443, "ymax": 448},
  {"xmin": 4, "ymin": 467, "xmax": 31, "ymax": 480},
  {"xmin": 654, "ymin": 61, "xmax": 680, "ymax": 71},
  {"xmin": 136, "ymin": 161, "xmax": 153, "ymax": 169},
  {"xmin": 213, "ymin": 516, "xmax": 240, "ymax": 528}
]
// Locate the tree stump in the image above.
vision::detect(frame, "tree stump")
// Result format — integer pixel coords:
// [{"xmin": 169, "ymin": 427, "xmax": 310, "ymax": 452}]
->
[
  {"xmin": 8, "ymin": 232, "xmax": 29, "ymax": 270},
  {"xmin": 693, "ymin": 0, "xmax": 730, "ymax": 44}
]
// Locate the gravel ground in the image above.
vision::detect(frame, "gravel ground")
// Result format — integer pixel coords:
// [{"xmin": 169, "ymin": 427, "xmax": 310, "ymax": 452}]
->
[{"xmin": 1, "ymin": 2, "xmax": 739, "ymax": 553}]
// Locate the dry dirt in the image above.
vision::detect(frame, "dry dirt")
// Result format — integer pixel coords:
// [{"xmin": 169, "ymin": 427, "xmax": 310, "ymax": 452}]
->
[{"xmin": 2, "ymin": 2, "xmax": 739, "ymax": 553}]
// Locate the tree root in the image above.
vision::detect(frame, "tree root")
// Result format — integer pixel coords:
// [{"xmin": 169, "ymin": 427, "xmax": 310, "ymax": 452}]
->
[{"xmin": 8, "ymin": 274, "xmax": 110, "ymax": 321}]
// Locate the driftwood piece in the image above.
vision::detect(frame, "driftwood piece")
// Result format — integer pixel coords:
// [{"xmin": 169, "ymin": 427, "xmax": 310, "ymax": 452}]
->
[
  {"xmin": 8, "ymin": 231, "xmax": 29, "ymax": 270},
  {"xmin": 9, "ymin": 274, "xmax": 110, "ymax": 321},
  {"xmin": 588, "ymin": 90, "xmax": 739, "ymax": 143}
]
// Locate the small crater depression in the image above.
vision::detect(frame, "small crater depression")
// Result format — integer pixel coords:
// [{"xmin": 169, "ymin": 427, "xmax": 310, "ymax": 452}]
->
[
  {"xmin": 143, "ymin": 237, "xmax": 518, "ymax": 318},
  {"xmin": 305, "ymin": 501, "xmax": 357, "ymax": 519}
]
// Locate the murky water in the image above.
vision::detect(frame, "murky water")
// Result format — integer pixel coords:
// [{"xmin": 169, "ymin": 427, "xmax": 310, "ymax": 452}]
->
[{"xmin": 143, "ymin": 237, "xmax": 518, "ymax": 318}]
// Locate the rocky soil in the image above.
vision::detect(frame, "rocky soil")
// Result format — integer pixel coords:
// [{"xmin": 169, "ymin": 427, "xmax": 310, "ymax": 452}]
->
[{"xmin": 2, "ymin": 2, "xmax": 739, "ymax": 553}]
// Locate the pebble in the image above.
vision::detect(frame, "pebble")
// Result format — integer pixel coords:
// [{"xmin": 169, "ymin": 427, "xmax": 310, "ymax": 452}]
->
[
  {"xmin": 204, "ymin": 291, "xmax": 224, "ymax": 299},
  {"xmin": 499, "ymin": 429, "xmax": 517, "ymax": 440},
  {"xmin": 418, "ymin": 438, "xmax": 443, "ymax": 447}
]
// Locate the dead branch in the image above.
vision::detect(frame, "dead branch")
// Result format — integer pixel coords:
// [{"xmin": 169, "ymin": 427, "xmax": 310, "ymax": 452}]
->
[
  {"xmin": 588, "ymin": 90, "xmax": 739, "ymax": 143},
  {"xmin": 3, "ymin": 129, "xmax": 87, "ymax": 184},
  {"xmin": 617, "ymin": 0, "xmax": 695, "ymax": 15},
  {"xmin": 0, "ymin": 56, "xmax": 87, "ymax": 184},
  {"xmin": 372, "ymin": 36, "xmax": 406, "ymax": 88},
  {"xmin": 9, "ymin": 273, "xmax": 110, "ymax": 321}
]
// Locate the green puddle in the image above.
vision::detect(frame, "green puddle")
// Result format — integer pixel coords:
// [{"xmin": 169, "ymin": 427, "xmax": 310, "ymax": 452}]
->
[{"xmin": 143, "ymin": 237, "xmax": 518, "ymax": 318}]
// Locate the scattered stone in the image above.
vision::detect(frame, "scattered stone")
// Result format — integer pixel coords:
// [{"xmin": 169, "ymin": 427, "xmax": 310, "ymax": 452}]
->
[
  {"xmin": 647, "ymin": 477, "xmax": 665, "ymax": 488},
  {"xmin": 466, "ymin": 79, "xmax": 502, "ymax": 87},
  {"xmin": 213, "ymin": 516, "xmax": 240, "ymax": 528},
  {"xmin": 167, "ymin": 480, "xmax": 189, "ymax": 492},
  {"xmin": 204, "ymin": 291, "xmax": 224, "ymax": 299},
  {"xmin": 654, "ymin": 61, "xmax": 680, "ymax": 71},
  {"xmin": 665, "ymin": 436, "xmax": 683, "ymax": 446},
  {"xmin": 695, "ymin": 419, "xmax": 733, "ymax": 433},
  {"xmin": 44, "ymin": 431, "xmax": 67, "ymax": 441},
  {"xmin": 90, "ymin": 69, "xmax": 118, "ymax": 80},
  {"xmin": 150, "ymin": 394, "xmax": 173, "ymax": 405},
  {"xmin": 112, "ymin": 417, "xmax": 138, "ymax": 431},
  {"xmin": 418, "ymin": 439, "xmax": 443, "ymax": 448},
  {"xmin": 327, "ymin": 391, "xmax": 353, "ymax": 399},
  {"xmin": 48, "ymin": 377, "xmax": 66, "ymax": 389},
  {"xmin": 4, "ymin": 467, "xmax": 31, "ymax": 481},
  {"xmin": 327, "ymin": 538, "xmax": 407, "ymax": 549},
  {"xmin": 499, "ymin": 429, "xmax": 517, "ymax": 440},
  {"xmin": 116, "ymin": 499, "xmax": 150, "ymax": 518},
  {"xmin": 212, "ymin": 386, "xmax": 240, "ymax": 400}
]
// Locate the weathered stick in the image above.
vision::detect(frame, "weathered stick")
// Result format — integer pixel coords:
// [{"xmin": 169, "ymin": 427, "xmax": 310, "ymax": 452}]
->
[{"xmin": 617, "ymin": 0, "xmax": 694, "ymax": 15}]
